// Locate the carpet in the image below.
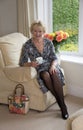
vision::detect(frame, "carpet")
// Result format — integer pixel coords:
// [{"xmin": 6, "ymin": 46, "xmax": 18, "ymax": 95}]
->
[{"xmin": 0, "ymin": 95, "xmax": 83, "ymax": 130}]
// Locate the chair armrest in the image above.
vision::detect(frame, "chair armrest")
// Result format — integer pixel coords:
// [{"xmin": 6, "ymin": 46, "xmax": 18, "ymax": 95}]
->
[
  {"xmin": 3, "ymin": 66, "xmax": 37, "ymax": 82},
  {"xmin": 66, "ymin": 109, "xmax": 83, "ymax": 130}
]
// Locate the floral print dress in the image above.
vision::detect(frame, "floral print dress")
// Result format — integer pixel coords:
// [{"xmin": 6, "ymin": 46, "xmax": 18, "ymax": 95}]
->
[{"xmin": 19, "ymin": 38, "xmax": 65, "ymax": 93}]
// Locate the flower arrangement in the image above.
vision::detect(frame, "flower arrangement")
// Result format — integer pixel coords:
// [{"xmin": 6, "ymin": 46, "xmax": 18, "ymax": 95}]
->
[{"xmin": 44, "ymin": 30, "xmax": 69, "ymax": 53}]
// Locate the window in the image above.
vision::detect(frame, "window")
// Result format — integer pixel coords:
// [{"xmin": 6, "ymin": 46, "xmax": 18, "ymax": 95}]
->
[{"xmin": 52, "ymin": 0, "xmax": 79, "ymax": 54}]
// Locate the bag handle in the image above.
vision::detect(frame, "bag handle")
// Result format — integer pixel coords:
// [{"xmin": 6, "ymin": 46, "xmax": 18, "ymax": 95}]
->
[{"xmin": 13, "ymin": 83, "xmax": 25, "ymax": 96}]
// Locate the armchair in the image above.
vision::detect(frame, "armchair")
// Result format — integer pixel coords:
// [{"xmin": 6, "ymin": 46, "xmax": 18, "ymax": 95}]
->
[{"xmin": 0, "ymin": 33, "xmax": 67, "ymax": 111}]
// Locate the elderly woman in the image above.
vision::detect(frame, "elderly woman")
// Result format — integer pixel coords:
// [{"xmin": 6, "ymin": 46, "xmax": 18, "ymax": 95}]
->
[{"xmin": 19, "ymin": 20, "xmax": 69, "ymax": 119}]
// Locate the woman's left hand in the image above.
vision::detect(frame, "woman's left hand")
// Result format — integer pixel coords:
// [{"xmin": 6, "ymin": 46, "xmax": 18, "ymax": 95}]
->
[{"xmin": 49, "ymin": 65, "xmax": 57, "ymax": 75}]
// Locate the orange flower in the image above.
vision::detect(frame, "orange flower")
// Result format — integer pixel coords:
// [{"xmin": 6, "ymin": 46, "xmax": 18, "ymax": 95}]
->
[
  {"xmin": 44, "ymin": 33, "xmax": 54, "ymax": 41},
  {"xmin": 44, "ymin": 30, "xmax": 69, "ymax": 53},
  {"xmin": 55, "ymin": 30, "xmax": 69, "ymax": 41},
  {"xmin": 49, "ymin": 35, "xmax": 54, "ymax": 41},
  {"xmin": 56, "ymin": 34, "xmax": 63, "ymax": 42},
  {"xmin": 63, "ymin": 32, "xmax": 69, "ymax": 39}
]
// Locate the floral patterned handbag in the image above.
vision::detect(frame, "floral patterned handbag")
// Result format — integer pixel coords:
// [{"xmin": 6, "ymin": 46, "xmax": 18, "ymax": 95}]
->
[{"xmin": 8, "ymin": 84, "xmax": 29, "ymax": 114}]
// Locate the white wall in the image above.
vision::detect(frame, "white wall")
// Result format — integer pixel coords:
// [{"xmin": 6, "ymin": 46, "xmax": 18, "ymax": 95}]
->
[
  {"xmin": 61, "ymin": 56, "xmax": 83, "ymax": 98},
  {"xmin": 0, "ymin": 0, "xmax": 17, "ymax": 36}
]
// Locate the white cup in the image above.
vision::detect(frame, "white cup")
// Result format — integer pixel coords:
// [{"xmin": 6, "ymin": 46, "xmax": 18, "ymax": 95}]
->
[{"xmin": 36, "ymin": 57, "xmax": 43, "ymax": 64}]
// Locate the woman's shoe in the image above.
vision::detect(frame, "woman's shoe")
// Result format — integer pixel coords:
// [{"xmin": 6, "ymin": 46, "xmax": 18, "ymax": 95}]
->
[
  {"xmin": 62, "ymin": 112, "xmax": 69, "ymax": 120},
  {"xmin": 61, "ymin": 107, "xmax": 69, "ymax": 120}
]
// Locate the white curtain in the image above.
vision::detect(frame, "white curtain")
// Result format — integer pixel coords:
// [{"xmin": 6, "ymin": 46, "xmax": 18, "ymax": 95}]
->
[
  {"xmin": 17, "ymin": 0, "xmax": 52, "ymax": 37},
  {"xmin": 34, "ymin": 0, "xmax": 52, "ymax": 33}
]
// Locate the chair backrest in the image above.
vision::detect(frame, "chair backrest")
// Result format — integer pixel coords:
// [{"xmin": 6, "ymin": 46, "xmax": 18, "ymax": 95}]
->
[{"xmin": 0, "ymin": 33, "xmax": 28, "ymax": 67}]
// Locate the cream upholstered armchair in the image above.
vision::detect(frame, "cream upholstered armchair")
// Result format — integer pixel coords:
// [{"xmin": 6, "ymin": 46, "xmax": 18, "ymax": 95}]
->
[{"xmin": 0, "ymin": 32, "xmax": 67, "ymax": 111}]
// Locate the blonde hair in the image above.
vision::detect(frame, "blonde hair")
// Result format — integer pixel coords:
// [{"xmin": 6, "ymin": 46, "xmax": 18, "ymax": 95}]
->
[{"xmin": 30, "ymin": 20, "xmax": 46, "ymax": 33}]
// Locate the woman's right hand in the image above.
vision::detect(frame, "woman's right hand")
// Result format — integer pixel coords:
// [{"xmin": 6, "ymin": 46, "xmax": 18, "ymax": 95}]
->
[
  {"xmin": 24, "ymin": 61, "xmax": 39, "ymax": 67},
  {"xmin": 30, "ymin": 61, "xmax": 39, "ymax": 67}
]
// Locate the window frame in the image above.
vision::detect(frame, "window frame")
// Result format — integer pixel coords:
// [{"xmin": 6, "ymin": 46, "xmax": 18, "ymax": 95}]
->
[{"xmin": 59, "ymin": 0, "xmax": 83, "ymax": 57}]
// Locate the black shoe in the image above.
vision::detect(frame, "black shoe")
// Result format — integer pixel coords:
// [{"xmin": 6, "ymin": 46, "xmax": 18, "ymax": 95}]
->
[
  {"xmin": 61, "ymin": 108, "xmax": 69, "ymax": 120},
  {"xmin": 62, "ymin": 112, "xmax": 69, "ymax": 120}
]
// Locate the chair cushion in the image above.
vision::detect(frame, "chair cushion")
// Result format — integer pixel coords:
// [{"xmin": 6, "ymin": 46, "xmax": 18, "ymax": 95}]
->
[
  {"xmin": 0, "ymin": 33, "xmax": 28, "ymax": 66},
  {"xmin": 72, "ymin": 115, "xmax": 83, "ymax": 130}
]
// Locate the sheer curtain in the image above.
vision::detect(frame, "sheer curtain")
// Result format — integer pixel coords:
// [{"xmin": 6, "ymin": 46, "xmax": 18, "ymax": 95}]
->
[{"xmin": 17, "ymin": 0, "xmax": 52, "ymax": 37}]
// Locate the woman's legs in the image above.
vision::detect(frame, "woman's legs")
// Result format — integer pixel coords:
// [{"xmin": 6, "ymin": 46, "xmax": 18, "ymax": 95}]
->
[
  {"xmin": 50, "ymin": 71, "xmax": 69, "ymax": 119},
  {"xmin": 40, "ymin": 71, "xmax": 69, "ymax": 119}
]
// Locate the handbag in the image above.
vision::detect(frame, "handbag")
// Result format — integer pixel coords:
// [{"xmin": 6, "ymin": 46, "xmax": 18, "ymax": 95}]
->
[{"xmin": 8, "ymin": 84, "xmax": 29, "ymax": 114}]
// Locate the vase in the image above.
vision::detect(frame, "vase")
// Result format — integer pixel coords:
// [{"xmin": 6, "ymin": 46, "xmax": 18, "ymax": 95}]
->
[{"xmin": 56, "ymin": 51, "xmax": 61, "ymax": 65}]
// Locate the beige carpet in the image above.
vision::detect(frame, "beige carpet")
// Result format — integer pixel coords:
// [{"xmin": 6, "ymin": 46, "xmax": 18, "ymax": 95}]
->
[{"xmin": 0, "ymin": 95, "xmax": 83, "ymax": 130}]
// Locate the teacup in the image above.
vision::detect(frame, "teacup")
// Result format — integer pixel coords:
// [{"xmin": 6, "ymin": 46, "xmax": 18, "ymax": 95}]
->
[{"xmin": 36, "ymin": 57, "xmax": 44, "ymax": 64}]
